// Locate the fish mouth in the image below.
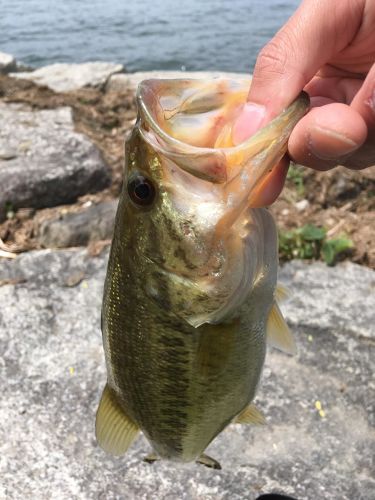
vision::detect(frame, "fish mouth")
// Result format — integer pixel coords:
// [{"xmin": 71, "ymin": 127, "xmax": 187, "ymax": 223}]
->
[
  {"xmin": 137, "ymin": 77, "xmax": 309, "ymax": 238},
  {"xmin": 137, "ymin": 78, "xmax": 309, "ymax": 198}
]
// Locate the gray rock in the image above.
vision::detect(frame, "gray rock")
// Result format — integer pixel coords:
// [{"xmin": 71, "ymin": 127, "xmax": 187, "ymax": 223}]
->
[
  {"xmin": 294, "ymin": 198, "xmax": 309, "ymax": 211},
  {"xmin": 0, "ymin": 103, "xmax": 110, "ymax": 220},
  {"xmin": 0, "ymin": 252, "xmax": 374, "ymax": 500},
  {"xmin": 37, "ymin": 200, "xmax": 118, "ymax": 248},
  {"xmin": 0, "ymin": 147, "xmax": 17, "ymax": 160},
  {"xmin": 107, "ymin": 70, "xmax": 250, "ymax": 92},
  {"xmin": 11, "ymin": 62, "xmax": 124, "ymax": 92},
  {"xmin": 279, "ymin": 260, "xmax": 375, "ymax": 340},
  {"xmin": 0, "ymin": 52, "xmax": 17, "ymax": 74}
]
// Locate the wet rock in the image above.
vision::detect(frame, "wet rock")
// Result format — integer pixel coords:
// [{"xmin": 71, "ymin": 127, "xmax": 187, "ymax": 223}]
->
[
  {"xmin": 0, "ymin": 250, "xmax": 373, "ymax": 500},
  {"xmin": 107, "ymin": 70, "xmax": 250, "ymax": 92},
  {"xmin": 0, "ymin": 102, "xmax": 110, "ymax": 220},
  {"xmin": 37, "ymin": 200, "xmax": 118, "ymax": 248},
  {"xmin": 12, "ymin": 62, "xmax": 124, "ymax": 92},
  {"xmin": 0, "ymin": 52, "xmax": 17, "ymax": 74}
]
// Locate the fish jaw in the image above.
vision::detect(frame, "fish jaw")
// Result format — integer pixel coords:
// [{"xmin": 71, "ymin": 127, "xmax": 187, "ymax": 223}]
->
[{"xmin": 215, "ymin": 91, "xmax": 310, "ymax": 231}]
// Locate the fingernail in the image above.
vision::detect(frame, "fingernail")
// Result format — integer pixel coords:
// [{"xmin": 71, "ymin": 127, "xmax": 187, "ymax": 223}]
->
[
  {"xmin": 308, "ymin": 126, "xmax": 359, "ymax": 160},
  {"xmin": 232, "ymin": 103, "xmax": 266, "ymax": 145}
]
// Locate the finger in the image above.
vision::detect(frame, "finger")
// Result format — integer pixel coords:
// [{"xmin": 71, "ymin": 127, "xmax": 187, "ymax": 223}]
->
[
  {"xmin": 310, "ymin": 96, "xmax": 336, "ymax": 107},
  {"xmin": 304, "ymin": 74, "xmax": 363, "ymax": 104},
  {"xmin": 251, "ymin": 158, "xmax": 289, "ymax": 207},
  {"xmin": 340, "ymin": 63, "xmax": 375, "ymax": 169},
  {"xmin": 288, "ymin": 103, "xmax": 367, "ymax": 170},
  {"xmin": 247, "ymin": 0, "xmax": 364, "ymax": 116},
  {"xmin": 350, "ymin": 62, "xmax": 375, "ymax": 128},
  {"xmin": 232, "ymin": 102, "xmax": 266, "ymax": 144}
]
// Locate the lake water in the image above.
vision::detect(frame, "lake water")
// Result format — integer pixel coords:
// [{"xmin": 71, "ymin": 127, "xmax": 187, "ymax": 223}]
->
[{"xmin": 1, "ymin": 0, "xmax": 300, "ymax": 72}]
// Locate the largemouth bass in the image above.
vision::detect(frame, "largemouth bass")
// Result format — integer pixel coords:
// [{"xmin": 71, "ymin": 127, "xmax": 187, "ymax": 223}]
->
[{"xmin": 96, "ymin": 78, "xmax": 309, "ymax": 469}]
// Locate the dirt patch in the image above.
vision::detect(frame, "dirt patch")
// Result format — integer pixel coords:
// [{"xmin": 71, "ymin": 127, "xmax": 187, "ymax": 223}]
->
[
  {"xmin": 274, "ymin": 165, "xmax": 374, "ymax": 266},
  {"xmin": 0, "ymin": 75, "xmax": 374, "ymax": 267}
]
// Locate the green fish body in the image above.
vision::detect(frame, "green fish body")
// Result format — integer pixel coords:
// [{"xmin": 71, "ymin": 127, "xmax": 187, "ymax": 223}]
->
[{"xmin": 96, "ymin": 78, "xmax": 309, "ymax": 468}]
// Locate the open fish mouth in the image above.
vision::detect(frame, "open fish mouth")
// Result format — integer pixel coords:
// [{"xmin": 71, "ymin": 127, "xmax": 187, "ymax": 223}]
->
[
  {"xmin": 137, "ymin": 78, "xmax": 309, "ymax": 194},
  {"xmin": 136, "ymin": 78, "xmax": 309, "ymax": 246}
]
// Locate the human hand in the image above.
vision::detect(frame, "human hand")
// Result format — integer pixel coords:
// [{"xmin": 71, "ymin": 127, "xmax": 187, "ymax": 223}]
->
[{"xmin": 235, "ymin": 0, "xmax": 375, "ymax": 205}]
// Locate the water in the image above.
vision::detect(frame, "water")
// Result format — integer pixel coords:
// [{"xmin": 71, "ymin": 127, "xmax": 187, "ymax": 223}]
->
[{"xmin": 0, "ymin": 0, "xmax": 300, "ymax": 72}]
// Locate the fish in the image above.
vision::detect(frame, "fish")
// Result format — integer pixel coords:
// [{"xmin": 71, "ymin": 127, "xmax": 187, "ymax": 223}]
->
[{"xmin": 95, "ymin": 78, "xmax": 309, "ymax": 469}]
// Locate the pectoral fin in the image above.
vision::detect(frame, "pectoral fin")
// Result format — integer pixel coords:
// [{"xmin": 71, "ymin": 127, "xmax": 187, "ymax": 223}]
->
[
  {"xmin": 235, "ymin": 403, "xmax": 266, "ymax": 425},
  {"xmin": 275, "ymin": 283, "xmax": 291, "ymax": 303},
  {"xmin": 95, "ymin": 384, "xmax": 139, "ymax": 456},
  {"xmin": 267, "ymin": 302, "xmax": 296, "ymax": 355}
]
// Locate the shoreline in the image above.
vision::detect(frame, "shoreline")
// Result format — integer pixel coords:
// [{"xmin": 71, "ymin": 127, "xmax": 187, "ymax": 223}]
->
[
  {"xmin": 1, "ymin": 51, "xmax": 250, "ymax": 92},
  {"xmin": 0, "ymin": 52, "xmax": 374, "ymax": 268}
]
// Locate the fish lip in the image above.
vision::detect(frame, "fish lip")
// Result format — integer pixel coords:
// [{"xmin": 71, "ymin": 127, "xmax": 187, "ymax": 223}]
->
[
  {"xmin": 137, "ymin": 79, "xmax": 309, "ymax": 156},
  {"xmin": 138, "ymin": 126, "xmax": 228, "ymax": 184}
]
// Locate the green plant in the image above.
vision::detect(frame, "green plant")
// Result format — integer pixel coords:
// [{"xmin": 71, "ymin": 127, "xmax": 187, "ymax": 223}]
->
[
  {"xmin": 279, "ymin": 224, "xmax": 353, "ymax": 265},
  {"xmin": 287, "ymin": 163, "xmax": 305, "ymax": 197},
  {"xmin": 322, "ymin": 237, "xmax": 354, "ymax": 265}
]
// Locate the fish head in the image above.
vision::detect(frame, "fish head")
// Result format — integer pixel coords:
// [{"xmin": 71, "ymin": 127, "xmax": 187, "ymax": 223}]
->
[{"xmin": 120, "ymin": 78, "xmax": 309, "ymax": 327}]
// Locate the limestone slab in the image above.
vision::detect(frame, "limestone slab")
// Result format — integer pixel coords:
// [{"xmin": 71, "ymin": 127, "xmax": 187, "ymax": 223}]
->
[
  {"xmin": 0, "ymin": 251, "xmax": 373, "ymax": 499},
  {"xmin": 0, "ymin": 103, "xmax": 110, "ymax": 219},
  {"xmin": 12, "ymin": 62, "xmax": 124, "ymax": 92}
]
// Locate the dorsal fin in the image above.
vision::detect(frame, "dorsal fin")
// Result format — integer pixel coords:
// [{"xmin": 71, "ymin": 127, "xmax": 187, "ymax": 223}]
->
[
  {"xmin": 95, "ymin": 384, "xmax": 139, "ymax": 456},
  {"xmin": 267, "ymin": 302, "xmax": 296, "ymax": 355},
  {"xmin": 235, "ymin": 403, "xmax": 266, "ymax": 425}
]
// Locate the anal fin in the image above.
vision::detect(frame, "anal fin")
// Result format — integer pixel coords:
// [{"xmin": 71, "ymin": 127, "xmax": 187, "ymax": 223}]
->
[
  {"xmin": 267, "ymin": 302, "xmax": 296, "ymax": 355},
  {"xmin": 196, "ymin": 453, "xmax": 222, "ymax": 470},
  {"xmin": 235, "ymin": 403, "xmax": 265, "ymax": 425},
  {"xmin": 95, "ymin": 384, "xmax": 139, "ymax": 456}
]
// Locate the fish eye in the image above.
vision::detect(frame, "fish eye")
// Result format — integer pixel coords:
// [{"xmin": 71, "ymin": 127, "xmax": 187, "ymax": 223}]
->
[{"xmin": 127, "ymin": 174, "xmax": 156, "ymax": 207}]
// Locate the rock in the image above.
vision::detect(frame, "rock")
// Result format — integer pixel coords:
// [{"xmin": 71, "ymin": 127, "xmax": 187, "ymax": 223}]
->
[
  {"xmin": 0, "ymin": 103, "xmax": 110, "ymax": 220},
  {"xmin": 294, "ymin": 199, "xmax": 309, "ymax": 212},
  {"xmin": 0, "ymin": 147, "xmax": 17, "ymax": 160},
  {"xmin": 37, "ymin": 200, "xmax": 118, "ymax": 248},
  {"xmin": 11, "ymin": 62, "xmax": 124, "ymax": 92},
  {"xmin": 0, "ymin": 250, "xmax": 374, "ymax": 500},
  {"xmin": 107, "ymin": 70, "xmax": 250, "ymax": 92},
  {"xmin": 0, "ymin": 52, "xmax": 17, "ymax": 74},
  {"xmin": 279, "ymin": 260, "xmax": 374, "ymax": 339}
]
